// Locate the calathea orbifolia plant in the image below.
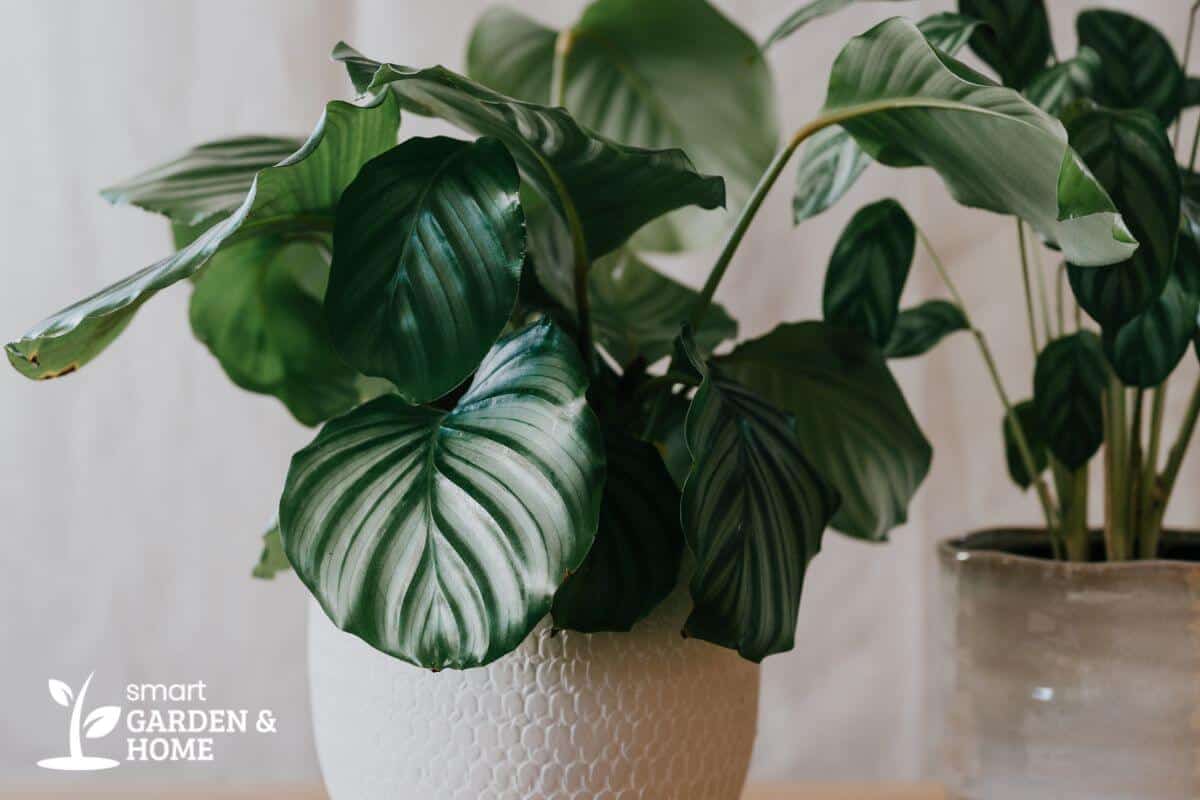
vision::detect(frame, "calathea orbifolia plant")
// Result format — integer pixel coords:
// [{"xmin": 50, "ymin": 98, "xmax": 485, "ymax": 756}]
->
[
  {"xmin": 772, "ymin": 0, "xmax": 1200, "ymax": 564},
  {"xmin": 8, "ymin": 0, "xmax": 1134, "ymax": 669}
]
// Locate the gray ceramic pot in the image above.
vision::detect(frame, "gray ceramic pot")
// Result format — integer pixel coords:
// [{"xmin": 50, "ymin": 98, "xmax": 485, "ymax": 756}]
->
[{"xmin": 935, "ymin": 529, "xmax": 1200, "ymax": 800}]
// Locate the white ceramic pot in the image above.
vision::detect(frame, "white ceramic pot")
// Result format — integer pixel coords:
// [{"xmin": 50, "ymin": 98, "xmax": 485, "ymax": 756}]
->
[
  {"xmin": 308, "ymin": 585, "xmax": 760, "ymax": 800},
  {"xmin": 935, "ymin": 529, "xmax": 1200, "ymax": 800}
]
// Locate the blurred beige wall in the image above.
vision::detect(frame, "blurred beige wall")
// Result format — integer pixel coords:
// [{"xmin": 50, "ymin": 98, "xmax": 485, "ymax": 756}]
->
[{"xmin": 1, "ymin": 0, "xmax": 1194, "ymax": 790}]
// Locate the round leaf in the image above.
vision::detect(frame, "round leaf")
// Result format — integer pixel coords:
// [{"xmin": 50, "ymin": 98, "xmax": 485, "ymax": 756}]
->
[
  {"xmin": 1077, "ymin": 9, "xmax": 1185, "ymax": 125},
  {"xmin": 1103, "ymin": 276, "xmax": 1198, "ymax": 388},
  {"xmin": 958, "ymin": 0, "xmax": 1054, "ymax": 90},
  {"xmin": 1002, "ymin": 399, "xmax": 1048, "ymax": 490},
  {"xmin": 1033, "ymin": 332, "xmax": 1109, "ymax": 470},
  {"xmin": 280, "ymin": 320, "xmax": 605, "ymax": 669},
  {"xmin": 822, "ymin": 199, "xmax": 915, "ymax": 348},
  {"xmin": 326, "ymin": 136, "xmax": 525, "ymax": 404},
  {"xmin": 884, "ymin": 300, "xmax": 969, "ymax": 359}
]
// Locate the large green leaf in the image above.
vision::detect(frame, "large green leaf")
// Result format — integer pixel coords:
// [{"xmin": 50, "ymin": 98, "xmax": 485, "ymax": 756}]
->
[
  {"xmin": 792, "ymin": 13, "xmax": 979, "ymax": 224},
  {"xmin": 884, "ymin": 300, "xmax": 969, "ymax": 359},
  {"xmin": 678, "ymin": 337, "xmax": 839, "ymax": 661},
  {"xmin": 958, "ymin": 0, "xmax": 1054, "ymax": 90},
  {"xmin": 1002, "ymin": 399, "xmax": 1047, "ymax": 490},
  {"xmin": 7, "ymin": 92, "xmax": 401, "ymax": 380},
  {"xmin": 280, "ymin": 320, "xmax": 604, "ymax": 669},
  {"xmin": 1064, "ymin": 106, "xmax": 1179, "ymax": 327},
  {"xmin": 717, "ymin": 322, "xmax": 930, "ymax": 542},
  {"xmin": 762, "ymin": 0, "xmax": 907, "ymax": 51},
  {"xmin": 325, "ymin": 137, "xmax": 524, "ymax": 404},
  {"xmin": 823, "ymin": 199, "xmax": 915, "ymax": 348},
  {"xmin": 551, "ymin": 426, "xmax": 683, "ymax": 633},
  {"xmin": 100, "ymin": 136, "xmax": 302, "ymax": 226},
  {"xmin": 1024, "ymin": 48, "xmax": 1102, "ymax": 117},
  {"xmin": 1033, "ymin": 332, "xmax": 1109, "ymax": 470},
  {"xmin": 189, "ymin": 238, "xmax": 362, "ymax": 425},
  {"xmin": 467, "ymin": 0, "xmax": 777, "ymax": 251},
  {"xmin": 819, "ymin": 18, "xmax": 1134, "ymax": 267},
  {"xmin": 1077, "ymin": 10, "xmax": 1185, "ymax": 125},
  {"xmin": 333, "ymin": 43, "xmax": 725, "ymax": 264},
  {"xmin": 589, "ymin": 250, "xmax": 736, "ymax": 367},
  {"xmin": 1103, "ymin": 276, "xmax": 1198, "ymax": 388}
]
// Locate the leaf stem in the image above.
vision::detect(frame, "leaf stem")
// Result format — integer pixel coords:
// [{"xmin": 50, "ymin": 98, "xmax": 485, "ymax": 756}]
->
[
  {"xmin": 550, "ymin": 29, "xmax": 575, "ymax": 109},
  {"xmin": 1103, "ymin": 377, "xmax": 1130, "ymax": 560},
  {"xmin": 917, "ymin": 227, "xmax": 1058, "ymax": 532},
  {"xmin": 1158, "ymin": 376, "xmax": 1200, "ymax": 513},
  {"xmin": 1016, "ymin": 220, "xmax": 1040, "ymax": 356}
]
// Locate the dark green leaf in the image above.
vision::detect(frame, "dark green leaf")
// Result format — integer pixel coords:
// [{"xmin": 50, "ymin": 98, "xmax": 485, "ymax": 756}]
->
[
  {"xmin": 1178, "ymin": 201, "xmax": 1200, "ymax": 298},
  {"xmin": 823, "ymin": 199, "xmax": 915, "ymax": 347},
  {"xmin": 1065, "ymin": 107, "xmax": 1179, "ymax": 326},
  {"xmin": 1186, "ymin": 77, "xmax": 1200, "ymax": 108},
  {"xmin": 792, "ymin": 13, "xmax": 978, "ymax": 224},
  {"xmin": 1024, "ymin": 48, "xmax": 1102, "ymax": 117},
  {"xmin": 1033, "ymin": 332, "xmax": 1109, "ymax": 469},
  {"xmin": 1077, "ymin": 9, "xmax": 1185, "ymax": 125},
  {"xmin": 7, "ymin": 93, "xmax": 401, "ymax": 380},
  {"xmin": 1002, "ymin": 399, "xmax": 1047, "ymax": 490},
  {"xmin": 325, "ymin": 137, "xmax": 524, "ymax": 404},
  {"xmin": 333, "ymin": 44, "xmax": 725, "ymax": 264},
  {"xmin": 189, "ymin": 238, "xmax": 362, "ymax": 425},
  {"xmin": 467, "ymin": 0, "xmax": 777, "ymax": 251},
  {"xmin": 252, "ymin": 521, "xmax": 291, "ymax": 580},
  {"xmin": 717, "ymin": 322, "xmax": 930, "ymax": 542},
  {"xmin": 958, "ymin": 0, "xmax": 1054, "ymax": 89},
  {"xmin": 1103, "ymin": 276, "xmax": 1198, "ymax": 388},
  {"xmin": 679, "ymin": 338, "xmax": 839, "ymax": 661},
  {"xmin": 823, "ymin": 19, "xmax": 1134, "ymax": 267},
  {"xmin": 885, "ymin": 299, "xmax": 969, "ymax": 358},
  {"xmin": 762, "ymin": 0, "xmax": 907, "ymax": 51},
  {"xmin": 280, "ymin": 320, "xmax": 604, "ymax": 669},
  {"xmin": 589, "ymin": 250, "xmax": 736, "ymax": 367},
  {"xmin": 552, "ymin": 427, "xmax": 683, "ymax": 633}
]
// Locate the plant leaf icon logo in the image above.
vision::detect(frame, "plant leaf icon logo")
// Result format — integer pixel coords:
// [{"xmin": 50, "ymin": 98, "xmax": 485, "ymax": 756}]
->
[{"xmin": 37, "ymin": 673, "xmax": 122, "ymax": 771}]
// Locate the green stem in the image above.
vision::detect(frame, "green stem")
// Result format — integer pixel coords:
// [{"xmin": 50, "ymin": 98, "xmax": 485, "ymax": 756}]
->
[
  {"xmin": 1027, "ymin": 223, "xmax": 1053, "ymax": 340},
  {"xmin": 1016, "ymin": 220, "xmax": 1040, "ymax": 357},
  {"xmin": 1061, "ymin": 463, "xmax": 1090, "ymax": 561},
  {"xmin": 550, "ymin": 29, "xmax": 574, "ymax": 109},
  {"xmin": 1159, "ymin": 377, "xmax": 1200, "ymax": 509},
  {"xmin": 1104, "ymin": 378, "xmax": 1130, "ymax": 560},
  {"xmin": 918, "ymin": 228, "xmax": 1058, "ymax": 532},
  {"xmin": 1128, "ymin": 388, "xmax": 1145, "ymax": 554}
]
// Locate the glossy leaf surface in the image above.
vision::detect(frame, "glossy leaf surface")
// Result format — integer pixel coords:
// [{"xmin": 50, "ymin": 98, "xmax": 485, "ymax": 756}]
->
[
  {"xmin": 718, "ymin": 322, "xmax": 930, "ymax": 542},
  {"xmin": 1065, "ymin": 107, "xmax": 1179, "ymax": 326},
  {"xmin": 1025, "ymin": 48, "xmax": 1102, "ymax": 117},
  {"xmin": 884, "ymin": 300, "xmax": 969, "ymax": 359},
  {"xmin": 1077, "ymin": 10, "xmax": 1185, "ymax": 125},
  {"xmin": 679, "ymin": 337, "xmax": 839, "ymax": 661},
  {"xmin": 280, "ymin": 321, "xmax": 604, "ymax": 669},
  {"xmin": 7, "ymin": 93, "xmax": 400, "ymax": 380},
  {"xmin": 467, "ymin": 0, "xmax": 776, "ymax": 250},
  {"xmin": 823, "ymin": 199, "xmax": 915, "ymax": 348},
  {"xmin": 325, "ymin": 137, "xmax": 525, "ymax": 403},
  {"xmin": 333, "ymin": 43, "xmax": 725, "ymax": 262},
  {"xmin": 823, "ymin": 19, "xmax": 1134, "ymax": 267},
  {"xmin": 958, "ymin": 0, "xmax": 1054, "ymax": 89},
  {"xmin": 1033, "ymin": 332, "xmax": 1109, "ymax": 469}
]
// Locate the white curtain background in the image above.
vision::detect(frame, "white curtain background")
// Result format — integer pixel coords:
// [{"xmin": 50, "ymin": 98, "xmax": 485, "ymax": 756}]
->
[{"xmin": 1, "ymin": 0, "xmax": 1195, "ymax": 791}]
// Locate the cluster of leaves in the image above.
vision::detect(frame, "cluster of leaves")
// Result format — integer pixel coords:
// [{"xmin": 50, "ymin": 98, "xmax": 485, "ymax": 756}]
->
[{"xmin": 5, "ymin": 0, "xmax": 1148, "ymax": 668}]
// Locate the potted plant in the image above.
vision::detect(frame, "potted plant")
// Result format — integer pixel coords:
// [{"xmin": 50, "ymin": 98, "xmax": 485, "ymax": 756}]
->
[{"xmin": 4, "ymin": 1, "xmax": 1151, "ymax": 798}]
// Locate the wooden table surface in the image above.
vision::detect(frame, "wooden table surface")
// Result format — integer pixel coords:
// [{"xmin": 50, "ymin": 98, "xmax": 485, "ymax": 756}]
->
[{"xmin": 2, "ymin": 784, "xmax": 946, "ymax": 799}]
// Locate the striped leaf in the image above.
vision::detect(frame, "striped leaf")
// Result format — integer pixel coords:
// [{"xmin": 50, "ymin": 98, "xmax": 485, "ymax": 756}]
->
[
  {"xmin": 792, "ymin": 13, "xmax": 977, "ymax": 224},
  {"xmin": 885, "ymin": 299, "xmax": 969, "ymax": 359},
  {"xmin": 189, "ymin": 238, "xmax": 363, "ymax": 425},
  {"xmin": 589, "ymin": 250, "xmax": 736, "ymax": 367},
  {"xmin": 820, "ymin": 19, "xmax": 1134, "ymax": 267},
  {"xmin": 1103, "ymin": 276, "xmax": 1198, "ymax": 388},
  {"xmin": 1077, "ymin": 10, "xmax": 1185, "ymax": 125},
  {"xmin": 467, "ymin": 0, "xmax": 777, "ymax": 251},
  {"xmin": 280, "ymin": 320, "xmax": 605, "ymax": 669},
  {"xmin": 7, "ymin": 92, "xmax": 400, "ymax": 380},
  {"xmin": 958, "ymin": 0, "xmax": 1054, "ymax": 90},
  {"xmin": 100, "ymin": 136, "xmax": 302, "ymax": 227},
  {"xmin": 1002, "ymin": 399, "xmax": 1048, "ymax": 490},
  {"xmin": 1025, "ymin": 48, "xmax": 1102, "ymax": 117},
  {"xmin": 1065, "ymin": 106, "xmax": 1179, "ymax": 327},
  {"xmin": 1033, "ymin": 332, "xmax": 1109, "ymax": 469},
  {"xmin": 762, "ymin": 0, "xmax": 907, "ymax": 51},
  {"xmin": 333, "ymin": 44, "xmax": 725, "ymax": 263},
  {"xmin": 551, "ymin": 426, "xmax": 683, "ymax": 633},
  {"xmin": 823, "ymin": 199, "xmax": 915, "ymax": 348},
  {"xmin": 678, "ymin": 335, "xmax": 840, "ymax": 661},
  {"xmin": 717, "ymin": 322, "xmax": 930, "ymax": 542},
  {"xmin": 325, "ymin": 137, "xmax": 524, "ymax": 404}
]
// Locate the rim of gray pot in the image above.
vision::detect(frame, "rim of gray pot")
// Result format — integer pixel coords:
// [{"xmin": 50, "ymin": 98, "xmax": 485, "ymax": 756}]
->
[{"xmin": 938, "ymin": 527, "xmax": 1200, "ymax": 572}]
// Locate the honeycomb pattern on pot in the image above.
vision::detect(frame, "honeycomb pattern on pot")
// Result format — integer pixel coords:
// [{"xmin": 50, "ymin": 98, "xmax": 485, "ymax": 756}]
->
[{"xmin": 309, "ymin": 585, "xmax": 761, "ymax": 800}]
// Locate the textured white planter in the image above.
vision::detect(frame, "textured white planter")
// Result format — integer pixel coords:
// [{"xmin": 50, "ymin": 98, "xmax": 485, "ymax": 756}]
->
[{"xmin": 308, "ymin": 585, "xmax": 760, "ymax": 800}]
